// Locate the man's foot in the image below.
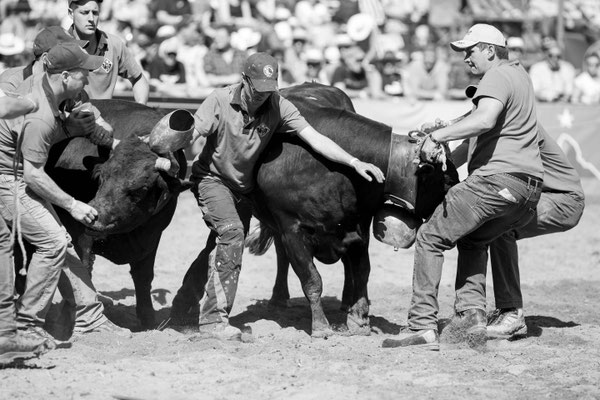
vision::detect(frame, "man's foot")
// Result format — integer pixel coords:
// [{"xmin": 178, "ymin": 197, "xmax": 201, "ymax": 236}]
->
[
  {"xmin": 382, "ymin": 329, "xmax": 439, "ymax": 351},
  {"xmin": 0, "ymin": 332, "xmax": 53, "ymax": 365},
  {"xmin": 487, "ymin": 308, "xmax": 527, "ymax": 339},
  {"xmin": 195, "ymin": 322, "xmax": 242, "ymax": 342},
  {"xmin": 72, "ymin": 319, "xmax": 132, "ymax": 339},
  {"xmin": 441, "ymin": 308, "xmax": 487, "ymax": 348},
  {"xmin": 19, "ymin": 326, "xmax": 71, "ymax": 350}
]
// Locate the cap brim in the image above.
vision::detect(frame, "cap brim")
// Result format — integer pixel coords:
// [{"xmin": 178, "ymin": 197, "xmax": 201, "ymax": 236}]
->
[
  {"xmin": 450, "ymin": 40, "xmax": 477, "ymax": 51},
  {"xmin": 251, "ymin": 78, "xmax": 278, "ymax": 92},
  {"xmin": 81, "ymin": 54, "xmax": 104, "ymax": 71}
]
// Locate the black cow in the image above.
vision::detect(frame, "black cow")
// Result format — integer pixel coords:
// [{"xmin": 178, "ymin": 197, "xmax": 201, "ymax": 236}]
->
[
  {"xmin": 41, "ymin": 100, "xmax": 192, "ymax": 329},
  {"xmin": 169, "ymin": 83, "xmax": 456, "ymax": 337}
]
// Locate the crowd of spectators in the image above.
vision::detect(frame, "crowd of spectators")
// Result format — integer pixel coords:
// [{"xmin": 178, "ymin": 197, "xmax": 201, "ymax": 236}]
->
[{"xmin": 2, "ymin": 0, "xmax": 600, "ymax": 104}]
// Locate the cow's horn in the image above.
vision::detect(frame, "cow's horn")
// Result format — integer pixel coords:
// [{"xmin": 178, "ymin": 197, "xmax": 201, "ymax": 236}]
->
[
  {"xmin": 155, "ymin": 157, "xmax": 172, "ymax": 172},
  {"xmin": 148, "ymin": 109, "xmax": 195, "ymax": 154}
]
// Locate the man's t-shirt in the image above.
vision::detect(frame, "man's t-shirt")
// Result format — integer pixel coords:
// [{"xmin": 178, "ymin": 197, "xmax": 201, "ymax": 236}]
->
[
  {"xmin": 70, "ymin": 27, "xmax": 144, "ymax": 99},
  {"xmin": 191, "ymin": 83, "xmax": 310, "ymax": 193},
  {"xmin": 0, "ymin": 73, "xmax": 65, "ymax": 176},
  {"xmin": 330, "ymin": 64, "xmax": 368, "ymax": 90},
  {"xmin": 468, "ymin": 60, "xmax": 544, "ymax": 179},
  {"xmin": 538, "ymin": 126, "xmax": 583, "ymax": 195},
  {"xmin": 0, "ymin": 64, "xmax": 30, "ymax": 93}
]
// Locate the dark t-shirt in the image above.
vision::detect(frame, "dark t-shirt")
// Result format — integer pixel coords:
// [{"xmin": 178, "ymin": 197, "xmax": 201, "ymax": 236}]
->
[
  {"xmin": 147, "ymin": 58, "xmax": 186, "ymax": 84},
  {"xmin": 331, "ymin": 64, "xmax": 368, "ymax": 90},
  {"xmin": 150, "ymin": 0, "xmax": 192, "ymax": 17}
]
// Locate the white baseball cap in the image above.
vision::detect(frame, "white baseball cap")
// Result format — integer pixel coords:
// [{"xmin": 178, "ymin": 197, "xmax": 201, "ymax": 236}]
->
[{"xmin": 450, "ymin": 24, "xmax": 506, "ymax": 51}]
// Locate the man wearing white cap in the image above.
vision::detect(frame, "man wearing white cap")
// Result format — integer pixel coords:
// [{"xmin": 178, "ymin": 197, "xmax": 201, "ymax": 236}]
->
[
  {"xmin": 382, "ymin": 24, "xmax": 543, "ymax": 350},
  {"xmin": 170, "ymin": 52, "xmax": 384, "ymax": 341}
]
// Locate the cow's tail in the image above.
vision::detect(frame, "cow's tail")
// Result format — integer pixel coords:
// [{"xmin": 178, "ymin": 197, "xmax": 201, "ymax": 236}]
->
[{"xmin": 245, "ymin": 221, "xmax": 274, "ymax": 255}]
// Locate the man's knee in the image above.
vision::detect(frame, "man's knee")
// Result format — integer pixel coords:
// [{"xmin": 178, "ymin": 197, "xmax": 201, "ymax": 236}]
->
[
  {"xmin": 215, "ymin": 224, "xmax": 245, "ymax": 270},
  {"xmin": 36, "ymin": 230, "xmax": 69, "ymax": 258}
]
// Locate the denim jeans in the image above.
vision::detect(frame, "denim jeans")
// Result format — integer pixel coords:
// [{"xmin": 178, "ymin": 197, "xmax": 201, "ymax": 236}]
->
[
  {"xmin": 0, "ymin": 175, "xmax": 105, "ymax": 330},
  {"xmin": 0, "ymin": 217, "xmax": 16, "ymax": 336},
  {"xmin": 407, "ymin": 173, "xmax": 541, "ymax": 330},
  {"xmin": 192, "ymin": 175, "xmax": 252, "ymax": 326},
  {"xmin": 489, "ymin": 191, "xmax": 585, "ymax": 309}
]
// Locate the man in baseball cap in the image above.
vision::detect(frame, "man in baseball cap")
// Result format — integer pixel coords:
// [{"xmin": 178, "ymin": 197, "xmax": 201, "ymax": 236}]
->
[
  {"xmin": 450, "ymin": 23, "xmax": 507, "ymax": 51},
  {"xmin": 167, "ymin": 52, "xmax": 384, "ymax": 341},
  {"xmin": 243, "ymin": 52, "xmax": 279, "ymax": 92},
  {"xmin": 33, "ymin": 26, "xmax": 88, "ymax": 58},
  {"xmin": 45, "ymin": 41, "xmax": 104, "ymax": 73}
]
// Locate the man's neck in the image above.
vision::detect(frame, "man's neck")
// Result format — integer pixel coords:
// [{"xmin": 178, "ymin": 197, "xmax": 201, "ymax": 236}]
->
[{"xmin": 76, "ymin": 29, "xmax": 98, "ymax": 54}]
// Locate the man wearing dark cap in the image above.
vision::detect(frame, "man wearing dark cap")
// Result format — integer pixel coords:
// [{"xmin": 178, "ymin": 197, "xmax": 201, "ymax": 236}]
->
[
  {"xmin": 0, "ymin": 42, "xmax": 131, "ymax": 349},
  {"xmin": 67, "ymin": 0, "xmax": 149, "ymax": 103},
  {"xmin": 170, "ymin": 52, "xmax": 384, "ymax": 341},
  {"xmin": 382, "ymin": 24, "xmax": 543, "ymax": 351},
  {"xmin": 0, "ymin": 26, "xmax": 98, "ymax": 140}
]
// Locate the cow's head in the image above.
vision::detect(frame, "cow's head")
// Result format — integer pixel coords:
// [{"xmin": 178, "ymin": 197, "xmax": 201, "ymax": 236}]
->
[{"xmin": 83, "ymin": 110, "xmax": 194, "ymax": 234}]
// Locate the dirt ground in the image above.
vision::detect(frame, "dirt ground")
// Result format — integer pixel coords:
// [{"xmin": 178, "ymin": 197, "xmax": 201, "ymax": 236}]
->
[{"xmin": 2, "ymin": 107, "xmax": 600, "ymax": 400}]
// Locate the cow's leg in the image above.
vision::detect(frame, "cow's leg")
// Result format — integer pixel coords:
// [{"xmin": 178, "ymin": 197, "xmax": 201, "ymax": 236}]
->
[
  {"xmin": 269, "ymin": 235, "xmax": 290, "ymax": 308},
  {"xmin": 342, "ymin": 240, "xmax": 371, "ymax": 336},
  {"xmin": 280, "ymin": 231, "xmax": 332, "ymax": 338},
  {"xmin": 340, "ymin": 260, "xmax": 354, "ymax": 312},
  {"xmin": 129, "ymin": 245, "xmax": 159, "ymax": 329}
]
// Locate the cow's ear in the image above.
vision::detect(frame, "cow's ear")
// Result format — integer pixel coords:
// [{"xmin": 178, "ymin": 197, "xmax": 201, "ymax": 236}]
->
[{"xmin": 158, "ymin": 171, "xmax": 193, "ymax": 194}]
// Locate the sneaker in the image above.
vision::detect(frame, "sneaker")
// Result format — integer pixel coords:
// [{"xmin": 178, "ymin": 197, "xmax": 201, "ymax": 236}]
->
[
  {"xmin": 0, "ymin": 332, "xmax": 52, "ymax": 365},
  {"xmin": 195, "ymin": 322, "xmax": 242, "ymax": 342},
  {"xmin": 19, "ymin": 326, "xmax": 71, "ymax": 350},
  {"xmin": 382, "ymin": 329, "xmax": 440, "ymax": 351},
  {"xmin": 72, "ymin": 319, "xmax": 132, "ymax": 339},
  {"xmin": 487, "ymin": 308, "xmax": 527, "ymax": 339},
  {"xmin": 441, "ymin": 308, "xmax": 487, "ymax": 348}
]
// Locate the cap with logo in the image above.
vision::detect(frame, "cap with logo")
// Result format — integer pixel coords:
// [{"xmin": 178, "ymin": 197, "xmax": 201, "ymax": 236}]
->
[
  {"xmin": 244, "ymin": 52, "xmax": 279, "ymax": 92},
  {"xmin": 45, "ymin": 41, "xmax": 104, "ymax": 73},
  {"xmin": 33, "ymin": 26, "xmax": 88, "ymax": 57},
  {"xmin": 450, "ymin": 24, "xmax": 506, "ymax": 51}
]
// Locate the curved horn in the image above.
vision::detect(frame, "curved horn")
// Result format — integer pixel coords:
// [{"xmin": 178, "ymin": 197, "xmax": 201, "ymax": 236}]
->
[
  {"xmin": 155, "ymin": 157, "xmax": 172, "ymax": 172},
  {"xmin": 148, "ymin": 109, "xmax": 195, "ymax": 154}
]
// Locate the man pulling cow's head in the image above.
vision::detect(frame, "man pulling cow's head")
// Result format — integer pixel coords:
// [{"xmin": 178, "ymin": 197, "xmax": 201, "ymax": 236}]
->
[{"xmin": 167, "ymin": 52, "xmax": 385, "ymax": 341}]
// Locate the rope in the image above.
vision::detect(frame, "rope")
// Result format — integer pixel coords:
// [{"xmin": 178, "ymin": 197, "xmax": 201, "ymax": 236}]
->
[{"xmin": 10, "ymin": 120, "xmax": 28, "ymax": 276}]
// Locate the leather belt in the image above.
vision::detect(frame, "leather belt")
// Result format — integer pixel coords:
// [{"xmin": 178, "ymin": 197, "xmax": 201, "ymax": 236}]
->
[{"xmin": 505, "ymin": 172, "xmax": 542, "ymax": 188}]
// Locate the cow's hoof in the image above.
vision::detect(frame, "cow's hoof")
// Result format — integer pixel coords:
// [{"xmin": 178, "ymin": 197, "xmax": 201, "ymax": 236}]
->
[
  {"xmin": 311, "ymin": 328, "xmax": 334, "ymax": 339},
  {"xmin": 347, "ymin": 313, "xmax": 371, "ymax": 336},
  {"xmin": 348, "ymin": 324, "xmax": 371, "ymax": 336}
]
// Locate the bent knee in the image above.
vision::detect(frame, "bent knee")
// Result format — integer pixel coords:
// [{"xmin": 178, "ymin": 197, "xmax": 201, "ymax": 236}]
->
[{"xmin": 218, "ymin": 224, "xmax": 246, "ymax": 245}]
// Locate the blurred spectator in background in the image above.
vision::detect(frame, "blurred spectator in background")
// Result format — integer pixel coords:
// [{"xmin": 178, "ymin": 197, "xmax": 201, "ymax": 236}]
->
[
  {"xmin": 529, "ymin": 37, "xmax": 576, "ymax": 102},
  {"xmin": 404, "ymin": 45, "xmax": 449, "ymax": 101},
  {"xmin": 0, "ymin": 32, "xmax": 25, "ymax": 73},
  {"xmin": 177, "ymin": 22, "xmax": 210, "ymax": 93},
  {"xmin": 331, "ymin": 43, "xmax": 384, "ymax": 99},
  {"xmin": 67, "ymin": 0, "xmax": 149, "ymax": 104},
  {"xmin": 507, "ymin": 36, "xmax": 525, "ymax": 62},
  {"xmin": 271, "ymin": 47, "xmax": 296, "ymax": 88},
  {"xmin": 572, "ymin": 51, "xmax": 600, "ymax": 104},
  {"xmin": 373, "ymin": 50, "xmax": 405, "ymax": 97},
  {"xmin": 147, "ymin": 36, "xmax": 187, "ymax": 96},
  {"xmin": 304, "ymin": 47, "xmax": 330, "ymax": 85},
  {"xmin": 150, "ymin": 0, "xmax": 192, "ymax": 29},
  {"xmin": 285, "ymin": 28, "xmax": 309, "ymax": 84},
  {"xmin": 203, "ymin": 25, "xmax": 247, "ymax": 88}
]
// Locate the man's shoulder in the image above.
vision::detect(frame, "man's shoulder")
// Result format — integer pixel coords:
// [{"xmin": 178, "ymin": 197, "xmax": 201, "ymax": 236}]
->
[{"xmin": 0, "ymin": 65, "xmax": 26, "ymax": 92}]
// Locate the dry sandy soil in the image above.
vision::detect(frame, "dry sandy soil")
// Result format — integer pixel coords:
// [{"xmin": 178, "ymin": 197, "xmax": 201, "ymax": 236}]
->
[{"xmin": 1, "ymin": 102, "xmax": 600, "ymax": 400}]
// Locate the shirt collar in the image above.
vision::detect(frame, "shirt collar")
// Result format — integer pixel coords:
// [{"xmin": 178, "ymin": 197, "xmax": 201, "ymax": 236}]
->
[{"xmin": 68, "ymin": 25, "xmax": 108, "ymax": 55}]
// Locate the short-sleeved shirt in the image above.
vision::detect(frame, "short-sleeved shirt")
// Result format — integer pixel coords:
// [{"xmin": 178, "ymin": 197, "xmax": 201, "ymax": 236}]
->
[
  {"xmin": 331, "ymin": 64, "xmax": 368, "ymax": 90},
  {"xmin": 468, "ymin": 60, "xmax": 544, "ymax": 179},
  {"xmin": 69, "ymin": 27, "xmax": 144, "ymax": 99},
  {"xmin": 191, "ymin": 83, "xmax": 310, "ymax": 193},
  {"xmin": 0, "ymin": 73, "xmax": 66, "ymax": 176},
  {"xmin": 0, "ymin": 63, "xmax": 31, "ymax": 93},
  {"xmin": 538, "ymin": 126, "xmax": 583, "ymax": 195}
]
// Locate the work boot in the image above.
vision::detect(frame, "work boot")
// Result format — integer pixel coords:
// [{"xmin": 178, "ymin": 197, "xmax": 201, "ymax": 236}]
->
[
  {"xmin": 382, "ymin": 328, "xmax": 439, "ymax": 351},
  {"xmin": 487, "ymin": 308, "xmax": 527, "ymax": 339},
  {"xmin": 0, "ymin": 332, "xmax": 52, "ymax": 365},
  {"xmin": 19, "ymin": 326, "xmax": 71, "ymax": 350},
  {"xmin": 195, "ymin": 322, "xmax": 242, "ymax": 342},
  {"xmin": 72, "ymin": 319, "xmax": 132, "ymax": 339},
  {"xmin": 441, "ymin": 308, "xmax": 487, "ymax": 348}
]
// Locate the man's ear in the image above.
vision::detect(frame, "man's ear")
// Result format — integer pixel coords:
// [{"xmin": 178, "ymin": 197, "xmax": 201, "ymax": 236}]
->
[{"xmin": 61, "ymin": 71, "xmax": 70, "ymax": 83}]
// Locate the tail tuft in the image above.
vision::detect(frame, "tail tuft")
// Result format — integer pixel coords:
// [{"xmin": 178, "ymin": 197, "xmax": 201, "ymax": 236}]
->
[{"xmin": 245, "ymin": 221, "xmax": 275, "ymax": 255}]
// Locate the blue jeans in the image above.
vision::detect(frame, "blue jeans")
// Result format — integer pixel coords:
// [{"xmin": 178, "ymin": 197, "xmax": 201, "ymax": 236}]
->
[
  {"xmin": 0, "ymin": 217, "xmax": 16, "ymax": 336},
  {"xmin": 0, "ymin": 175, "xmax": 105, "ymax": 330},
  {"xmin": 192, "ymin": 175, "xmax": 252, "ymax": 326},
  {"xmin": 489, "ymin": 191, "xmax": 585, "ymax": 309},
  {"xmin": 408, "ymin": 173, "xmax": 541, "ymax": 330}
]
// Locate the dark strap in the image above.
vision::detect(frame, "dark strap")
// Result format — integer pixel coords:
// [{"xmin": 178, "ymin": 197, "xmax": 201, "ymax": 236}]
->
[{"xmin": 383, "ymin": 132, "xmax": 420, "ymax": 210}]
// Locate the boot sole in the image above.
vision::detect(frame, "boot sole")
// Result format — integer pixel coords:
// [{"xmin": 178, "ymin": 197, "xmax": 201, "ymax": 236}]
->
[{"xmin": 382, "ymin": 339, "xmax": 440, "ymax": 351}]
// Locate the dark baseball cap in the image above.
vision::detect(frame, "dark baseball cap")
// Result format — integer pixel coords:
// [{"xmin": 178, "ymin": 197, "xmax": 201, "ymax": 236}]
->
[
  {"xmin": 45, "ymin": 42, "xmax": 104, "ymax": 73},
  {"xmin": 244, "ymin": 52, "xmax": 279, "ymax": 92},
  {"xmin": 69, "ymin": 0, "xmax": 103, "ymax": 6},
  {"xmin": 33, "ymin": 26, "xmax": 88, "ymax": 57}
]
